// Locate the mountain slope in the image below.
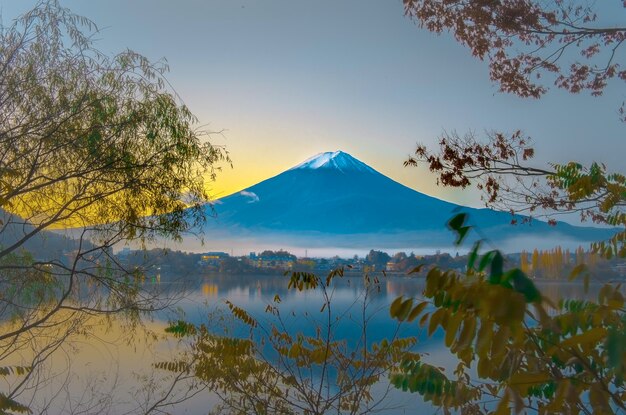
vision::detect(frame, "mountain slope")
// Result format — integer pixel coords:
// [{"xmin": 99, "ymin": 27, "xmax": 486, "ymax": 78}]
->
[
  {"xmin": 0, "ymin": 209, "xmax": 89, "ymax": 260},
  {"xmin": 198, "ymin": 151, "xmax": 611, "ymax": 251}
]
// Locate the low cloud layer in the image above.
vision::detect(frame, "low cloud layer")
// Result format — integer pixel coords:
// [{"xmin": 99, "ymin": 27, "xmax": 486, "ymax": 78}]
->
[{"xmin": 240, "ymin": 191, "xmax": 259, "ymax": 203}]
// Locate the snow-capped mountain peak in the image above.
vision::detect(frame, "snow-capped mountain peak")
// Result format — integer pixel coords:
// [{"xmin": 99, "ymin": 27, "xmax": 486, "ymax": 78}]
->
[{"xmin": 289, "ymin": 151, "xmax": 375, "ymax": 173}]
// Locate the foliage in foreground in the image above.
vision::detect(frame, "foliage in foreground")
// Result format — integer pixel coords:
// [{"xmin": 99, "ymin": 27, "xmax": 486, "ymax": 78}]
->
[
  {"xmin": 161, "ymin": 213, "xmax": 626, "ymax": 415},
  {"xmin": 403, "ymin": 0, "xmax": 625, "ymax": 261},
  {"xmin": 406, "ymin": 132, "xmax": 626, "ymax": 260},
  {"xmin": 158, "ymin": 269, "xmax": 417, "ymax": 415},
  {"xmin": 403, "ymin": 0, "xmax": 626, "ymax": 107},
  {"xmin": 390, "ymin": 213, "xmax": 626, "ymax": 415}
]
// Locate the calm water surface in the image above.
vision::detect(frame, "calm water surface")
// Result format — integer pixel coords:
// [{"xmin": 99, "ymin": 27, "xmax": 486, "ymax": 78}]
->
[{"xmin": 11, "ymin": 273, "xmax": 615, "ymax": 414}]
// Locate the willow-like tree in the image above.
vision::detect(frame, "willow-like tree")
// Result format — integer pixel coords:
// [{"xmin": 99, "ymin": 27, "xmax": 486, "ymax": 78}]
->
[{"xmin": 0, "ymin": 1, "xmax": 227, "ymax": 412}]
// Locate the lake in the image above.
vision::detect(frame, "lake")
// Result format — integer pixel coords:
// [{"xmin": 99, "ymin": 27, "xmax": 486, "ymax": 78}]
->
[{"xmin": 3, "ymin": 272, "xmax": 614, "ymax": 414}]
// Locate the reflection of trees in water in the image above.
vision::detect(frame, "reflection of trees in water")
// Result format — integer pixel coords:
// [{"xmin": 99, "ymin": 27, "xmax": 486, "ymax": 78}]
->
[
  {"xmin": 165, "ymin": 272, "xmax": 612, "ymax": 310},
  {"xmin": 190, "ymin": 273, "xmax": 427, "ymax": 302},
  {"xmin": 538, "ymin": 281, "xmax": 624, "ymax": 303}
]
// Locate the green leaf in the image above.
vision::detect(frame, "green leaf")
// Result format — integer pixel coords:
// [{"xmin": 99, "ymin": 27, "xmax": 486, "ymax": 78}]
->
[
  {"xmin": 406, "ymin": 301, "xmax": 428, "ymax": 323},
  {"xmin": 447, "ymin": 213, "xmax": 471, "ymax": 245},
  {"xmin": 605, "ymin": 327, "xmax": 626, "ymax": 371},
  {"xmin": 447, "ymin": 213, "xmax": 467, "ymax": 231},
  {"xmin": 509, "ymin": 269, "xmax": 541, "ymax": 303},
  {"xmin": 467, "ymin": 241, "xmax": 482, "ymax": 270},
  {"xmin": 455, "ymin": 226, "xmax": 470, "ymax": 245},
  {"xmin": 489, "ymin": 251, "xmax": 504, "ymax": 284},
  {"xmin": 165, "ymin": 320, "xmax": 197, "ymax": 338},
  {"xmin": 478, "ymin": 251, "xmax": 496, "ymax": 272}
]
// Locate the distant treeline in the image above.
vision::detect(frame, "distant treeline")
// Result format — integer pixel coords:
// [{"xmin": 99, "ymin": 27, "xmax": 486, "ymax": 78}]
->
[{"xmin": 117, "ymin": 246, "xmax": 625, "ymax": 281}]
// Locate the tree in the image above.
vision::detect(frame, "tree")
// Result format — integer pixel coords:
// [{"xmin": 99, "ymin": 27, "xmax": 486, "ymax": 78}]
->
[
  {"xmin": 402, "ymin": 0, "xmax": 625, "ymax": 259},
  {"xmin": 404, "ymin": 0, "xmax": 626, "ymax": 107},
  {"xmin": 365, "ymin": 249, "xmax": 391, "ymax": 270},
  {"xmin": 405, "ymin": 131, "xmax": 625, "ymax": 258},
  {"xmin": 393, "ymin": 251, "xmax": 408, "ymax": 263},
  {"xmin": 519, "ymin": 250, "xmax": 529, "ymax": 274},
  {"xmin": 392, "ymin": 3, "xmax": 626, "ymax": 413},
  {"xmin": 158, "ymin": 269, "xmax": 416, "ymax": 415},
  {"xmin": 0, "ymin": 1, "xmax": 227, "ymax": 412},
  {"xmin": 391, "ymin": 214, "xmax": 626, "ymax": 415},
  {"xmin": 259, "ymin": 250, "xmax": 297, "ymax": 261}
]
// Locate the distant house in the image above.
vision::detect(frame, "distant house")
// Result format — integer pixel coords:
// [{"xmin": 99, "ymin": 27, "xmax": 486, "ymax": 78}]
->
[
  {"xmin": 249, "ymin": 250, "xmax": 297, "ymax": 270},
  {"xmin": 296, "ymin": 258, "xmax": 316, "ymax": 270},
  {"xmin": 202, "ymin": 252, "xmax": 230, "ymax": 260},
  {"xmin": 199, "ymin": 252, "xmax": 230, "ymax": 268},
  {"xmin": 256, "ymin": 256, "xmax": 294, "ymax": 270}
]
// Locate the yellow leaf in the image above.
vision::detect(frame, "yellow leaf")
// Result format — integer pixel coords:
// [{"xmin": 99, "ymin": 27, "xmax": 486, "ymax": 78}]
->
[
  {"xmin": 407, "ymin": 301, "xmax": 428, "ymax": 323},
  {"xmin": 510, "ymin": 387, "xmax": 524, "ymax": 414},
  {"xmin": 477, "ymin": 357, "xmax": 490, "ymax": 378},
  {"xmin": 288, "ymin": 343, "xmax": 301, "ymax": 359},
  {"xmin": 445, "ymin": 312, "xmax": 463, "ymax": 347},
  {"xmin": 568, "ymin": 264, "xmax": 587, "ymax": 281},
  {"xmin": 509, "ymin": 372, "xmax": 551, "ymax": 387},
  {"xmin": 476, "ymin": 320, "xmax": 493, "ymax": 358},
  {"xmin": 398, "ymin": 298, "xmax": 414, "ymax": 321},
  {"xmin": 428, "ymin": 308, "xmax": 446, "ymax": 336},
  {"xmin": 390, "ymin": 296, "xmax": 404, "ymax": 318},
  {"xmin": 560, "ymin": 327, "xmax": 607, "ymax": 349},
  {"xmin": 491, "ymin": 326, "xmax": 510, "ymax": 362},
  {"xmin": 456, "ymin": 317, "xmax": 477, "ymax": 351}
]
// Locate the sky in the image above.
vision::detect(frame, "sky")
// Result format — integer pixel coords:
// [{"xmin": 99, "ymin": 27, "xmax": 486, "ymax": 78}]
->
[{"xmin": 1, "ymin": 0, "xmax": 624, "ymax": 208}]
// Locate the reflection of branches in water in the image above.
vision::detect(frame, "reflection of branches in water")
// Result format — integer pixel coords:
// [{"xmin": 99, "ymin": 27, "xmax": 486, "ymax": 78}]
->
[
  {"xmin": 0, "ymin": 227, "xmax": 193, "ymax": 413},
  {"xmin": 0, "ymin": 311, "xmax": 110, "ymax": 415},
  {"xmin": 134, "ymin": 356, "xmax": 207, "ymax": 415},
  {"xmin": 0, "ymin": 308, "xmax": 208, "ymax": 415}
]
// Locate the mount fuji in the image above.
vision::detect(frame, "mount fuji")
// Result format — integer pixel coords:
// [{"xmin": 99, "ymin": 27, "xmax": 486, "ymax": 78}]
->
[{"xmin": 190, "ymin": 151, "xmax": 611, "ymax": 253}]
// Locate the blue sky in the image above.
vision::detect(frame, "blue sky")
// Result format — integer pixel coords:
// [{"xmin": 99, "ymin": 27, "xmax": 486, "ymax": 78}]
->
[{"xmin": 2, "ymin": 0, "xmax": 624, "ymax": 207}]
